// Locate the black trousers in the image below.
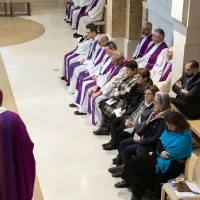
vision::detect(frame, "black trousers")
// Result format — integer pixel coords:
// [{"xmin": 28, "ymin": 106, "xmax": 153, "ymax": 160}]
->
[{"xmin": 122, "ymin": 155, "xmax": 185, "ymax": 200}]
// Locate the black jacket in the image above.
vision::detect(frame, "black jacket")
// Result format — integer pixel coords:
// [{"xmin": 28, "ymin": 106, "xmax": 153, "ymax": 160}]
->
[
  {"xmin": 122, "ymin": 79, "xmax": 153, "ymax": 116},
  {"xmin": 172, "ymin": 72, "xmax": 200, "ymax": 119}
]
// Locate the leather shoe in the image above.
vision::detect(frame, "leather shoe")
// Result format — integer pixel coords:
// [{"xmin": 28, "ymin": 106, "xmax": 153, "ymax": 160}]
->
[
  {"xmin": 114, "ymin": 180, "xmax": 127, "ymax": 188},
  {"xmin": 103, "ymin": 141, "xmax": 117, "ymax": 150},
  {"xmin": 102, "ymin": 140, "xmax": 112, "ymax": 147},
  {"xmin": 69, "ymin": 103, "xmax": 77, "ymax": 108},
  {"xmin": 74, "ymin": 111, "xmax": 87, "ymax": 115},
  {"xmin": 112, "ymin": 171, "xmax": 122, "ymax": 178},
  {"xmin": 61, "ymin": 76, "xmax": 65, "ymax": 80},
  {"xmin": 93, "ymin": 126, "xmax": 109, "ymax": 134},
  {"xmin": 108, "ymin": 164, "xmax": 124, "ymax": 174},
  {"xmin": 94, "ymin": 131, "xmax": 110, "ymax": 136}
]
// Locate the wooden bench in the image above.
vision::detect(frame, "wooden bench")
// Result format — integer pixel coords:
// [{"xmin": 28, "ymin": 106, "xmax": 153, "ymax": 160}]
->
[
  {"xmin": 0, "ymin": 0, "xmax": 9, "ymax": 16},
  {"xmin": 10, "ymin": 0, "xmax": 31, "ymax": 16},
  {"xmin": 92, "ymin": 5, "xmax": 107, "ymax": 33}
]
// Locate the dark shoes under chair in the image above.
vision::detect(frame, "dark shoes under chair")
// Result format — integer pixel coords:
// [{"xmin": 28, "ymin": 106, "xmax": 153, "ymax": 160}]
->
[
  {"xmin": 73, "ymin": 33, "xmax": 83, "ymax": 38},
  {"xmin": 69, "ymin": 103, "xmax": 77, "ymax": 108},
  {"xmin": 103, "ymin": 139, "xmax": 117, "ymax": 150}
]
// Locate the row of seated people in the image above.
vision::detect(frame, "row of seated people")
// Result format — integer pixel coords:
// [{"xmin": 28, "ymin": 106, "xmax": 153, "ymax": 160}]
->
[
  {"xmin": 60, "ymin": 21, "xmax": 200, "ymax": 200},
  {"xmin": 0, "ymin": 90, "xmax": 35, "ymax": 200},
  {"xmin": 64, "ymin": 0, "xmax": 105, "ymax": 38},
  {"xmin": 61, "ymin": 22, "xmax": 200, "ymax": 124}
]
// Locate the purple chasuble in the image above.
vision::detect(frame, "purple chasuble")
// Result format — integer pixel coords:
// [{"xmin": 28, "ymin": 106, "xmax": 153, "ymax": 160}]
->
[
  {"xmin": 159, "ymin": 62, "xmax": 172, "ymax": 82},
  {"xmin": 145, "ymin": 42, "xmax": 168, "ymax": 70},
  {"xmin": 0, "ymin": 111, "xmax": 35, "ymax": 200},
  {"xmin": 136, "ymin": 34, "xmax": 152, "ymax": 59}
]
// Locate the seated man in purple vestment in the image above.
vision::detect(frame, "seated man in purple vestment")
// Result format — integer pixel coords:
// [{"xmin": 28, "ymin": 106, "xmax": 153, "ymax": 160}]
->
[
  {"xmin": 132, "ymin": 22, "xmax": 153, "ymax": 60},
  {"xmin": 0, "ymin": 89, "xmax": 35, "ymax": 200},
  {"xmin": 136, "ymin": 28, "xmax": 168, "ymax": 71},
  {"xmin": 152, "ymin": 47, "xmax": 173, "ymax": 93},
  {"xmin": 69, "ymin": 41, "xmax": 117, "ymax": 114},
  {"xmin": 61, "ymin": 23, "xmax": 98, "ymax": 82}
]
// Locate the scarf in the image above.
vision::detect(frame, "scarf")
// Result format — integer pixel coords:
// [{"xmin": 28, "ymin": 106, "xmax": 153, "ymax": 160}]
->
[{"xmin": 155, "ymin": 129, "xmax": 192, "ymax": 174}]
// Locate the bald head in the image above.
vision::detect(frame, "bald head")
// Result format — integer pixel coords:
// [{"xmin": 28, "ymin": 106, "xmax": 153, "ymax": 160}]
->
[
  {"xmin": 0, "ymin": 89, "xmax": 3, "ymax": 106},
  {"xmin": 166, "ymin": 47, "xmax": 173, "ymax": 61},
  {"xmin": 111, "ymin": 51, "xmax": 125, "ymax": 66},
  {"xmin": 98, "ymin": 34, "xmax": 109, "ymax": 47},
  {"xmin": 142, "ymin": 22, "xmax": 152, "ymax": 36}
]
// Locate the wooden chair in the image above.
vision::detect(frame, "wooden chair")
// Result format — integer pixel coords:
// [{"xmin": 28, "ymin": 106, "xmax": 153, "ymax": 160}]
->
[
  {"xmin": 161, "ymin": 155, "xmax": 200, "ymax": 200},
  {"xmin": 92, "ymin": 5, "xmax": 107, "ymax": 33},
  {"xmin": 0, "ymin": 0, "xmax": 9, "ymax": 16},
  {"xmin": 10, "ymin": 0, "xmax": 31, "ymax": 16}
]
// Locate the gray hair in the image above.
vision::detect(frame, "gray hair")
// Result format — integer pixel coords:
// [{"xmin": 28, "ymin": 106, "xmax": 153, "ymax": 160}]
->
[
  {"xmin": 154, "ymin": 28, "xmax": 165, "ymax": 38},
  {"xmin": 155, "ymin": 92, "xmax": 171, "ymax": 111},
  {"xmin": 113, "ymin": 51, "xmax": 125, "ymax": 61}
]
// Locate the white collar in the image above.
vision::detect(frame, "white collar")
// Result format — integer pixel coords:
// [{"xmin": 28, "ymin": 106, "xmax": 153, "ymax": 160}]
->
[
  {"xmin": 0, "ymin": 107, "xmax": 6, "ymax": 114},
  {"xmin": 144, "ymin": 102, "xmax": 154, "ymax": 107},
  {"xmin": 155, "ymin": 41, "xmax": 164, "ymax": 47}
]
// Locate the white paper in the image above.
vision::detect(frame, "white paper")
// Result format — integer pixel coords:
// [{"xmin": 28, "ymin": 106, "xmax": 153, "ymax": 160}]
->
[
  {"xmin": 169, "ymin": 183, "xmax": 197, "ymax": 199},
  {"xmin": 114, "ymin": 108, "xmax": 122, "ymax": 117},
  {"xmin": 106, "ymin": 99, "xmax": 117, "ymax": 106},
  {"xmin": 186, "ymin": 181, "xmax": 200, "ymax": 194}
]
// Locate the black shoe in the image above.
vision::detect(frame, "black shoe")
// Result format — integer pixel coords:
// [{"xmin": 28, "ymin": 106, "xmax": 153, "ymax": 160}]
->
[
  {"xmin": 108, "ymin": 164, "xmax": 124, "ymax": 174},
  {"xmin": 61, "ymin": 76, "xmax": 65, "ymax": 80},
  {"xmin": 69, "ymin": 103, "xmax": 77, "ymax": 108},
  {"xmin": 114, "ymin": 180, "xmax": 127, "ymax": 188},
  {"xmin": 73, "ymin": 33, "xmax": 82, "ymax": 38},
  {"xmin": 74, "ymin": 111, "xmax": 87, "ymax": 115},
  {"xmin": 112, "ymin": 171, "xmax": 122, "ymax": 178},
  {"xmin": 94, "ymin": 131, "xmax": 110, "ymax": 136},
  {"xmin": 102, "ymin": 140, "xmax": 112, "ymax": 148},
  {"xmin": 66, "ymin": 82, "xmax": 70, "ymax": 86},
  {"xmin": 103, "ymin": 141, "xmax": 117, "ymax": 150},
  {"xmin": 93, "ymin": 126, "xmax": 109, "ymax": 133}
]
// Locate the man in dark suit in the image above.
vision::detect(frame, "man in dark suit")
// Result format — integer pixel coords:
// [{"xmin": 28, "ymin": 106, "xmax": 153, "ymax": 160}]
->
[{"xmin": 171, "ymin": 60, "xmax": 200, "ymax": 119}]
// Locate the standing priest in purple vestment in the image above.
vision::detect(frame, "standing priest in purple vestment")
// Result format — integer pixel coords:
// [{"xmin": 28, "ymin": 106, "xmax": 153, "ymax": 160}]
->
[
  {"xmin": 132, "ymin": 22, "xmax": 153, "ymax": 59},
  {"xmin": 69, "ymin": 41, "xmax": 117, "ymax": 114},
  {"xmin": 152, "ymin": 47, "xmax": 173, "ymax": 93},
  {"xmin": 0, "ymin": 89, "xmax": 35, "ymax": 200},
  {"xmin": 136, "ymin": 28, "xmax": 168, "ymax": 71}
]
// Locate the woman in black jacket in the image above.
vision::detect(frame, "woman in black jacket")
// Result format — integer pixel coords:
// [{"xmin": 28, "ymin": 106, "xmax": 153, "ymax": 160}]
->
[{"xmin": 103, "ymin": 85, "xmax": 159, "ymax": 151}]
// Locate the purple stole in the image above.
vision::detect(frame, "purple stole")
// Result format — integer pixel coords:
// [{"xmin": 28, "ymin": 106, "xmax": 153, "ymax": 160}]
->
[
  {"xmin": 136, "ymin": 34, "xmax": 152, "ymax": 59},
  {"xmin": 145, "ymin": 42, "xmax": 168, "ymax": 70},
  {"xmin": 88, "ymin": 40, "xmax": 98, "ymax": 60},
  {"xmin": 70, "ymin": 6, "xmax": 81, "ymax": 26},
  {"xmin": 100, "ymin": 58, "xmax": 113, "ymax": 75},
  {"xmin": 108, "ymin": 60, "xmax": 127, "ymax": 81},
  {"xmin": 159, "ymin": 62, "xmax": 172, "ymax": 82},
  {"xmin": 67, "ymin": 2, "xmax": 74, "ymax": 20},
  {"xmin": 75, "ymin": 6, "xmax": 87, "ymax": 30},
  {"xmin": 89, "ymin": 0, "xmax": 100, "ymax": 11}
]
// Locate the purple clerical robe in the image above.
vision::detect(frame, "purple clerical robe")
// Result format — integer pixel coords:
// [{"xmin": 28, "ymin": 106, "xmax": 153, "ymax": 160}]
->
[
  {"xmin": 0, "ymin": 110, "xmax": 35, "ymax": 200},
  {"xmin": 159, "ymin": 61, "xmax": 172, "ymax": 82}
]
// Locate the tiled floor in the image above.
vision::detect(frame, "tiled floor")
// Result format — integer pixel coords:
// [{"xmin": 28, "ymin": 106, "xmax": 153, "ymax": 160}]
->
[{"xmin": 0, "ymin": 3, "xmax": 131, "ymax": 200}]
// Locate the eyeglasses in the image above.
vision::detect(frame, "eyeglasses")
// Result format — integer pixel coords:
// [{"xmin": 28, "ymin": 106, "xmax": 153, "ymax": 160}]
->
[{"xmin": 141, "ymin": 28, "xmax": 150, "ymax": 31}]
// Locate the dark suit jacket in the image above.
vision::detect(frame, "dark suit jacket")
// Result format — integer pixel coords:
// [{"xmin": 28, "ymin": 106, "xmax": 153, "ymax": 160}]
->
[{"xmin": 172, "ymin": 72, "xmax": 200, "ymax": 119}]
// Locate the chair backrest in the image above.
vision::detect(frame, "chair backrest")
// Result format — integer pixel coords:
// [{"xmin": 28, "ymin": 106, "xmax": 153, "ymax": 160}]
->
[{"xmin": 193, "ymin": 155, "xmax": 200, "ymax": 187}]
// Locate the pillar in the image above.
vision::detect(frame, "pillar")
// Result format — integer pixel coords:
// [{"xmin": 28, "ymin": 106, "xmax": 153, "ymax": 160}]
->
[{"xmin": 171, "ymin": 0, "xmax": 200, "ymax": 92}]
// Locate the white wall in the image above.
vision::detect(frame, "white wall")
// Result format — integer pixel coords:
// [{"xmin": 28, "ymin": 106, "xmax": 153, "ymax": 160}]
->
[{"xmin": 147, "ymin": 0, "xmax": 173, "ymax": 46}]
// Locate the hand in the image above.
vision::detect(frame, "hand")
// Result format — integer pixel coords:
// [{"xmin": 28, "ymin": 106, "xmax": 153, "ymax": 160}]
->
[
  {"xmin": 181, "ymin": 89, "xmax": 189, "ymax": 95},
  {"xmin": 125, "ymin": 119, "xmax": 134, "ymax": 128},
  {"xmin": 133, "ymin": 134, "xmax": 141, "ymax": 143},
  {"xmin": 149, "ymin": 152, "xmax": 153, "ymax": 156},
  {"xmin": 161, "ymin": 151, "xmax": 170, "ymax": 159},
  {"xmin": 176, "ymin": 81, "xmax": 183, "ymax": 89},
  {"xmin": 88, "ymin": 85, "xmax": 98, "ymax": 95},
  {"xmin": 119, "ymin": 109, "xmax": 126, "ymax": 115},
  {"xmin": 92, "ymin": 91, "xmax": 102, "ymax": 100},
  {"xmin": 92, "ymin": 76, "xmax": 98, "ymax": 81},
  {"xmin": 80, "ymin": 59, "xmax": 85, "ymax": 65}
]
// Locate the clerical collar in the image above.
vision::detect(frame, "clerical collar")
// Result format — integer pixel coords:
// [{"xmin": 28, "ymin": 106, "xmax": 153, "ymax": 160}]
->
[
  {"xmin": 167, "ymin": 60, "xmax": 172, "ymax": 64},
  {"xmin": 155, "ymin": 41, "xmax": 164, "ymax": 47},
  {"xmin": 0, "ymin": 107, "xmax": 6, "ymax": 114}
]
